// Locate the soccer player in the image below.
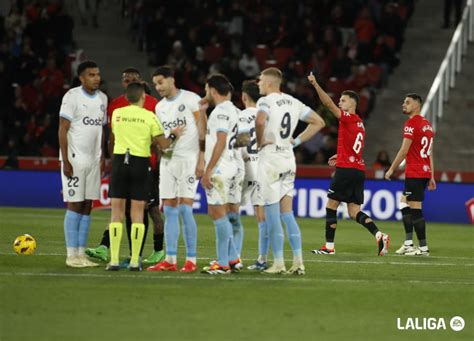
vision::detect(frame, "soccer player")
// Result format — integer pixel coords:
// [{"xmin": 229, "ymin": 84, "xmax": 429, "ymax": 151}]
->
[
  {"xmin": 106, "ymin": 82, "xmax": 183, "ymax": 271},
  {"xmin": 237, "ymin": 80, "xmax": 269, "ymax": 271},
  {"xmin": 256, "ymin": 68, "xmax": 326, "ymax": 274},
  {"xmin": 85, "ymin": 67, "xmax": 166, "ymax": 265},
  {"xmin": 308, "ymin": 72, "xmax": 390, "ymax": 256},
  {"xmin": 385, "ymin": 94, "xmax": 436, "ymax": 256},
  {"xmin": 200, "ymin": 74, "xmax": 241, "ymax": 275},
  {"xmin": 58, "ymin": 60, "xmax": 107, "ymax": 268},
  {"xmin": 146, "ymin": 66, "xmax": 203, "ymax": 273}
]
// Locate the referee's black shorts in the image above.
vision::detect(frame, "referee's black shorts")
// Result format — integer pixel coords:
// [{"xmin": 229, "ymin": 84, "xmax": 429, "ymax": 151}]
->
[
  {"xmin": 403, "ymin": 178, "xmax": 429, "ymax": 202},
  {"xmin": 109, "ymin": 154, "xmax": 149, "ymax": 201},
  {"xmin": 328, "ymin": 167, "xmax": 365, "ymax": 205}
]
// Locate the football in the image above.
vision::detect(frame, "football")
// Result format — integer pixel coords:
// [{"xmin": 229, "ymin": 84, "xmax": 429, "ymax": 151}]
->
[{"xmin": 13, "ymin": 234, "xmax": 37, "ymax": 255}]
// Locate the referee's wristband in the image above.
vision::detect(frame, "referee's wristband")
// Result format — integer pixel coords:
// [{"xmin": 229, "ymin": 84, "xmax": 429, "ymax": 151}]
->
[
  {"xmin": 293, "ymin": 137, "xmax": 302, "ymax": 148},
  {"xmin": 169, "ymin": 133, "xmax": 177, "ymax": 142}
]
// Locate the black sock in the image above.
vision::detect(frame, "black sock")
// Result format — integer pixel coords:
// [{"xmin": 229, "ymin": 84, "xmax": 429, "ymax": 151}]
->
[
  {"xmin": 99, "ymin": 229, "xmax": 110, "ymax": 248},
  {"xmin": 325, "ymin": 208, "xmax": 337, "ymax": 242},
  {"xmin": 154, "ymin": 233, "xmax": 164, "ymax": 251},
  {"xmin": 356, "ymin": 211, "xmax": 379, "ymax": 236},
  {"xmin": 401, "ymin": 207, "xmax": 413, "ymax": 241},
  {"xmin": 411, "ymin": 209, "xmax": 427, "ymax": 247}
]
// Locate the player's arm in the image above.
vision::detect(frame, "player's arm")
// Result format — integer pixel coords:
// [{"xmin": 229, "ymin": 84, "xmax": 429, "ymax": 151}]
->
[
  {"xmin": 58, "ymin": 117, "xmax": 73, "ymax": 177},
  {"xmin": 108, "ymin": 131, "xmax": 115, "ymax": 159},
  {"xmin": 201, "ymin": 131, "xmax": 227, "ymax": 189},
  {"xmin": 385, "ymin": 138, "xmax": 412, "ymax": 180},
  {"xmin": 255, "ymin": 110, "xmax": 267, "ymax": 148},
  {"xmin": 428, "ymin": 144, "xmax": 436, "ymax": 190},
  {"xmin": 193, "ymin": 110, "xmax": 205, "ymax": 178},
  {"xmin": 292, "ymin": 111, "xmax": 325, "ymax": 147},
  {"xmin": 153, "ymin": 125, "xmax": 184, "ymax": 150},
  {"xmin": 234, "ymin": 132, "xmax": 250, "ymax": 148},
  {"xmin": 307, "ymin": 72, "xmax": 341, "ymax": 119}
]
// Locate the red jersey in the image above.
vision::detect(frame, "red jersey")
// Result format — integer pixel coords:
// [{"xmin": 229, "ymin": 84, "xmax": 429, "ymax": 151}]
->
[
  {"xmin": 108, "ymin": 94, "xmax": 160, "ymax": 169},
  {"xmin": 403, "ymin": 114, "xmax": 434, "ymax": 178},
  {"xmin": 336, "ymin": 110, "xmax": 365, "ymax": 171}
]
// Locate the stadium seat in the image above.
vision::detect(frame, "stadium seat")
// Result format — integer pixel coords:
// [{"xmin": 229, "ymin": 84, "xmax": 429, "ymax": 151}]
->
[
  {"xmin": 204, "ymin": 44, "xmax": 224, "ymax": 63},
  {"xmin": 357, "ymin": 94, "xmax": 370, "ymax": 118},
  {"xmin": 273, "ymin": 47, "xmax": 294, "ymax": 68},
  {"xmin": 367, "ymin": 63, "xmax": 382, "ymax": 87},
  {"xmin": 294, "ymin": 61, "xmax": 306, "ymax": 76},
  {"xmin": 326, "ymin": 77, "xmax": 345, "ymax": 98},
  {"xmin": 384, "ymin": 35, "xmax": 397, "ymax": 50},
  {"xmin": 252, "ymin": 45, "xmax": 270, "ymax": 68}
]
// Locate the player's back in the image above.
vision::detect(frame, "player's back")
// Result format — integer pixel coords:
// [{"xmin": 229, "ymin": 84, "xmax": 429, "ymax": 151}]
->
[
  {"xmin": 336, "ymin": 110, "xmax": 365, "ymax": 171},
  {"xmin": 404, "ymin": 114, "xmax": 434, "ymax": 178},
  {"xmin": 59, "ymin": 86, "xmax": 108, "ymax": 164},
  {"xmin": 205, "ymin": 100, "xmax": 239, "ymax": 166},
  {"xmin": 257, "ymin": 92, "xmax": 311, "ymax": 154},
  {"xmin": 155, "ymin": 89, "xmax": 201, "ymax": 160}
]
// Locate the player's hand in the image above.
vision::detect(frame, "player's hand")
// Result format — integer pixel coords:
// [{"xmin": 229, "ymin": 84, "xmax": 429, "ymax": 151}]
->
[
  {"xmin": 195, "ymin": 157, "xmax": 205, "ymax": 179},
  {"xmin": 307, "ymin": 72, "xmax": 318, "ymax": 87},
  {"xmin": 384, "ymin": 169, "xmax": 393, "ymax": 180},
  {"xmin": 201, "ymin": 170, "xmax": 213, "ymax": 190},
  {"xmin": 328, "ymin": 154, "xmax": 337, "ymax": 167},
  {"xmin": 63, "ymin": 160, "xmax": 73, "ymax": 178},
  {"xmin": 199, "ymin": 98, "xmax": 209, "ymax": 112},
  {"xmin": 428, "ymin": 177, "xmax": 437, "ymax": 191},
  {"xmin": 171, "ymin": 125, "xmax": 185, "ymax": 139}
]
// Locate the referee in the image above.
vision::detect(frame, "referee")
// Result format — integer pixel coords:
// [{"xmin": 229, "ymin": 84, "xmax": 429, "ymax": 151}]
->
[{"xmin": 106, "ymin": 82, "xmax": 183, "ymax": 271}]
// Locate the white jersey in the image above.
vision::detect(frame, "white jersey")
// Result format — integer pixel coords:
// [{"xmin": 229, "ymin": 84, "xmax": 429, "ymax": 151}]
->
[
  {"xmin": 239, "ymin": 107, "xmax": 258, "ymax": 161},
  {"xmin": 155, "ymin": 89, "xmax": 200, "ymax": 160},
  {"xmin": 256, "ymin": 92, "xmax": 312, "ymax": 154},
  {"xmin": 205, "ymin": 100, "xmax": 239, "ymax": 167},
  {"xmin": 59, "ymin": 86, "xmax": 108, "ymax": 164}
]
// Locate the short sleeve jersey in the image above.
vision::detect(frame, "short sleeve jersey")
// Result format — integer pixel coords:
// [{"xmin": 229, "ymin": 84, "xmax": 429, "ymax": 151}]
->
[
  {"xmin": 336, "ymin": 110, "xmax": 365, "ymax": 171},
  {"xmin": 205, "ymin": 100, "xmax": 239, "ymax": 166},
  {"xmin": 239, "ymin": 107, "xmax": 258, "ymax": 159},
  {"xmin": 107, "ymin": 94, "xmax": 158, "ymax": 126},
  {"xmin": 111, "ymin": 105, "xmax": 164, "ymax": 157},
  {"xmin": 155, "ymin": 89, "xmax": 201, "ymax": 160},
  {"xmin": 256, "ymin": 92, "xmax": 312, "ymax": 152},
  {"xmin": 403, "ymin": 114, "xmax": 434, "ymax": 178},
  {"xmin": 59, "ymin": 86, "xmax": 108, "ymax": 164}
]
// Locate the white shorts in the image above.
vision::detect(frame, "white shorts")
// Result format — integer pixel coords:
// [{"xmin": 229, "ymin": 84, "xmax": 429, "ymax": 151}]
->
[
  {"xmin": 61, "ymin": 161, "xmax": 100, "ymax": 202},
  {"xmin": 205, "ymin": 160, "xmax": 238, "ymax": 206},
  {"xmin": 257, "ymin": 146, "xmax": 296, "ymax": 205},
  {"xmin": 241, "ymin": 159, "xmax": 263, "ymax": 206},
  {"xmin": 159, "ymin": 158, "xmax": 199, "ymax": 199},
  {"xmin": 228, "ymin": 159, "xmax": 245, "ymax": 204}
]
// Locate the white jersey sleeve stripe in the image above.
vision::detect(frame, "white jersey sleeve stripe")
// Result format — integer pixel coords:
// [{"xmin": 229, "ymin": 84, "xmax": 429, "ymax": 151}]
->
[
  {"xmin": 60, "ymin": 113, "xmax": 73, "ymax": 121},
  {"xmin": 216, "ymin": 128, "xmax": 229, "ymax": 133},
  {"xmin": 300, "ymin": 109, "xmax": 312, "ymax": 121}
]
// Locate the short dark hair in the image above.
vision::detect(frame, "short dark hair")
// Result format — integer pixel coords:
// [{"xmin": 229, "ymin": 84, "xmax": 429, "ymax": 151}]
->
[
  {"xmin": 341, "ymin": 90, "xmax": 359, "ymax": 107},
  {"xmin": 207, "ymin": 74, "xmax": 233, "ymax": 96},
  {"xmin": 406, "ymin": 93, "xmax": 423, "ymax": 105},
  {"xmin": 242, "ymin": 80, "xmax": 260, "ymax": 103},
  {"xmin": 152, "ymin": 65, "xmax": 175, "ymax": 78},
  {"xmin": 126, "ymin": 82, "xmax": 145, "ymax": 103},
  {"xmin": 77, "ymin": 60, "xmax": 98, "ymax": 76},
  {"xmin": 122, "ymin": 67, "xmax": 141, "ymax": 76}
]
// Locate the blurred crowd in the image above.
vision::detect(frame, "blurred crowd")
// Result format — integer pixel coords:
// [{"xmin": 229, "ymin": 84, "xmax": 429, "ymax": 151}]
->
[{"xmin": 1, "ymin": 0, "xmax": 414, "ymax": 168}]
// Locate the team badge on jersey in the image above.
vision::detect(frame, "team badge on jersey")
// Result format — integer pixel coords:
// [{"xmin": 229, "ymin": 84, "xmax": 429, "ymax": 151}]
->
[{"xmin": 178, "ymin": 104, "xmax": 185, "ymax": 112}]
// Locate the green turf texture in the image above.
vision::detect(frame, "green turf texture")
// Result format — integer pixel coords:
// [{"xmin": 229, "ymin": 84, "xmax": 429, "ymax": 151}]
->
[{"xmin": 0, "ymin": 207, "xmax": 473, "ymax": 341}]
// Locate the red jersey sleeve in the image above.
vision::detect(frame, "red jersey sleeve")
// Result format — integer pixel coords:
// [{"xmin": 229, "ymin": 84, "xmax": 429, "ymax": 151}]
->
[{"xmin": 403, "ymin": 120, "xmax": 415, "ymax": 140}]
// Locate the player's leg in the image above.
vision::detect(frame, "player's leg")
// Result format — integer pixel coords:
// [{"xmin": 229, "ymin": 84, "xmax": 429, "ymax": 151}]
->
[
  {"xmin": 107, "ymin": 197, "xmax": 126, "ymax": 270},
  {"xmin": 227, "ymin": 203, "xmax": 244, "ymax": 258},
  {"xmin": 395, "ymin": 195, "xmax": 417, "ymax": 254},
  {"xmin": 143, "ymin": 168, "xmax": 165, "ymax": 265},
  {"xmin": 178, "ymin": 197, "xmax": 198, "ymax": 273},
  {"xmin": 280, "ymin": 195, "xmax": 305, "ymax": 275},
  {"xmin": 129, "ymin": 199, "xmax": 146, "ymax": 270},
  {"xmin": 248, "ymin": 205, "xmax": 269, "ymax": 271},
  {"xmin": 405, "ymin": 178, "xmax": 430, "ymax": 256}
]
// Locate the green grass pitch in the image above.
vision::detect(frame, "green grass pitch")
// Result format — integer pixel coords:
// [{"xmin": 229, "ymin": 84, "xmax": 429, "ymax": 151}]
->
[{"xmin": 0, "ymin": 207, "xmax": 473, "ymax": 341}]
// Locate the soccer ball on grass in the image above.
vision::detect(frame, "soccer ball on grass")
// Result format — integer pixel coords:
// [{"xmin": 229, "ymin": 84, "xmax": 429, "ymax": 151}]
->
[{"xmin": 13, "ymin": 234, "xmax": 37, "ymax": 255}]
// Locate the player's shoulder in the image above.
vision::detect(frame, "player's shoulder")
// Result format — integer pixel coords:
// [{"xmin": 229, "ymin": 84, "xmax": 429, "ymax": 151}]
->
[
  {"xmin": 181, "ymin": 89, "xmax": 200, "ymax": 101},
  {"xmin": 97, "ymin": 90, "xmax": 108, "ymax": 103},
  {"xmin": 63, "ymin": 86, "xmax": 82, "ymax": 99},
  {"xmin": 144, "ymin": 94, "xmax": 159, "ymax": 106}
]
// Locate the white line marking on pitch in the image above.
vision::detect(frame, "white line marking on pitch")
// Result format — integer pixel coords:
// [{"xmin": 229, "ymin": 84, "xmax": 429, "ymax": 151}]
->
[
  {"xmin": 1, "ymin": 253, "xmax": 472, "ymax": 267},
  {"xmin": 0, "ymin": 271, "xmax": 472, "ymax": 286}
]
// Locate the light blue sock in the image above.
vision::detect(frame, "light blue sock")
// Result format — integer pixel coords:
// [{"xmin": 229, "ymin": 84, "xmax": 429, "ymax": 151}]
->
[
  {"xmin": 64, "ymin": 210, "xmax": 81, "ymax": 248},
  {"xmin": 214, "ymin": 217, "xmax": 231, "ymax": 267},
  {"xmin": 164, "ymin": 205, "xmax": 179, "ymax": 256},
  {"xmin": 281, "ymin": 212, "xmax": 302, "ymax": 257},
  {"xmin": 258, "ymin": 220, "xmax": 269, "ymax": 257},
  {"xmin": 178, "ymin": 204, "xmax": 197, "ymax": 258},
  {"xmin": 264, "ymin": 203, "xmax": 284, "ymax": 259},
  {"xmin": 78, "ymin": 214, "xmax": 91, "ymax": 247},
  {"xmin": 228, "ymin": 212, "xmax": 244, "ymax": 256}
]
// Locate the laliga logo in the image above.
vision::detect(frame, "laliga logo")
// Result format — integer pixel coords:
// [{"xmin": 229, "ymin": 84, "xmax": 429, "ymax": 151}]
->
[{"xmin": 397, "ymin": 316, "xmax": 465, "ymax": 331}]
